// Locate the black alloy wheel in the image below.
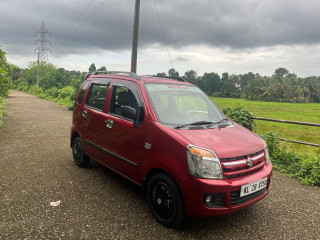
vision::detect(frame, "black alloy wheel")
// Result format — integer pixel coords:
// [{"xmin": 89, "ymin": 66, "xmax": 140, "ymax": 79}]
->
[
  {"xmin": 147, "ymin": 173, "xmax": 184, "ymax": 227},
  {"xmin": 72, "ymin": 137, "xmax": 90, "ymax": 167}
]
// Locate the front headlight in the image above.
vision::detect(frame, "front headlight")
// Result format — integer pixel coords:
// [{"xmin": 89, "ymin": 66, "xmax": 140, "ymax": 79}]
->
[
  {"xmin": 259, "ymin": 137, "xmax": 270, "ymax": 165},
  {"xmin": 265, "ymin": 147, "xmax": 270, "ymax": 165},
  {"xmin": 186, "ymin": 145, "xmax": 223, "ymax": 179}
]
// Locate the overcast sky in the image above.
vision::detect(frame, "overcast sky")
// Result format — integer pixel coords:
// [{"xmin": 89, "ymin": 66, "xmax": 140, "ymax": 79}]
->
[{"xmin": 1, "ymin": 0, "xmax": 320, "ymax": 77}]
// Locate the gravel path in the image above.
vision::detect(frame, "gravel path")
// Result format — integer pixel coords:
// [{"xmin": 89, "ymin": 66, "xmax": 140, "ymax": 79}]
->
[{"xmin": 0, "ymin": 90, "xmax": 319, "ymax": 240}]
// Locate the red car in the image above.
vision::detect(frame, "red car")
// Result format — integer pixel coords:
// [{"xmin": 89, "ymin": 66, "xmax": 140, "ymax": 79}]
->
[{"xmin": 71, "ymin": 71, "xmax": 273, "ymax": 227}]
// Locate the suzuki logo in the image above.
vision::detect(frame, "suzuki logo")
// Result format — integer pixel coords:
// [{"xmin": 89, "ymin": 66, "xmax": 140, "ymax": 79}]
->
[{"xmin": 247, "ymin": 158, "xmax": 253, "ymax": 167}]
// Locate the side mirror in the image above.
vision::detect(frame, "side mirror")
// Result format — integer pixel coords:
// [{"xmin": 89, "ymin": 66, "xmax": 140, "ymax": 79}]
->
[{"xmin": 121, "ymin": 106, "xmax": 137, "ymax": 121}]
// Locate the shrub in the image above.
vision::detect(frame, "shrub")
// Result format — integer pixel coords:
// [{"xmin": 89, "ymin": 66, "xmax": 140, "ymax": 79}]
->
[
  {"xmin": 264, "ymin": 131, "xmax": 320, "ymax": 186},
  {"xmin": 45, "ymin": 87, "xmax": 59, "ymax": 100},
  {"xmin": 28, "ymin": 85, "xmax": 44, "ymax": 96},
  {"xmin": 223, "ymin": 106, "xmax": 255, "ymax": 131},
  {"xmin": 17, "ymin": 82, "xmax": 29, "ymax": 92},
  {"xmin": 0, "ymin": 96, "xmax": 5, "ymax": 126},
  {"xmin": 57, "ymin": 86, "xmax": 74, "ymax": 100}
]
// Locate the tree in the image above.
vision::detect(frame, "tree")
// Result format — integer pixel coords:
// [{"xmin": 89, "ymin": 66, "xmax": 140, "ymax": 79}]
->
[
  {"xmin": 0, "ymin": 46, "xmax": 14, "ymax": 97},
  {"xmin": 168, "ymin": 68, "xmax": 179, "ymax": 77},
  {"xmin": 183, "ymin": 70, "xmax": 198, "ymax": 84},
  {"xmin": 273, "ymin": 67, "xmax": 289, "ymax": 78},
  {"xmin": 89, "ymin": 63, "xmax": 96, "ymax": 73},
  {"xmin": 201, "ymin": 72, "xmax": 221, "ymax": 96},
  {"xmin": 155, "ymin": 72, "xmax": 167, "ymax": 77},
  {"xmin": 97, "ymin": 66, "xmax": 107, "ymax": 71}
]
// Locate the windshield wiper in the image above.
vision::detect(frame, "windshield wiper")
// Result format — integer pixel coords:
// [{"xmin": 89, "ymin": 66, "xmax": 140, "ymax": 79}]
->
[
  {"xmin": 174, "ymin": 121, "xmax": 215, "ymax": 129},
  {"xmin": 207, "ymin": 118, "xmax": 229, "ymax": 128}
]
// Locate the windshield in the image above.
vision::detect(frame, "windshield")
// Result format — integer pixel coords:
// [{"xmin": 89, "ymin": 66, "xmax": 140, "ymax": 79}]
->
[{"xmin": 145, "ymin": 83, "xmax": 225, "ymax": 127}]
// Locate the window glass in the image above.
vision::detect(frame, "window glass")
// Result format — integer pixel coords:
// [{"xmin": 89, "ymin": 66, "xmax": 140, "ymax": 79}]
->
[
  {"xmin": 77, "ymin": 81, "xmax": 90, "ymax": 104},
  {"xmin": 85, "ymin": 84, "xmax": 109, "ymax": 111},
  {"xmin": 145, "ymin": 83, "xmax": 224, "ymax": 126},
  {"xmin": 110, "ymin": 86, "xmax": 138, "ymax": 117}
]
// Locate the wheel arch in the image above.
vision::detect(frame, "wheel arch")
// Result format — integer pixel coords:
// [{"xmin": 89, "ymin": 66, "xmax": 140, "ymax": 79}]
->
[
  {"xmin": 70, "ymin": 132, "xmax": 81, "ymax": 148},
  {"xmin": 142, "ymin": 168, "xmax": 185, "ymax": 210}
]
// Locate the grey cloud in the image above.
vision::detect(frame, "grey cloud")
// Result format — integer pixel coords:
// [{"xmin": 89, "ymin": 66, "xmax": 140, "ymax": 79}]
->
[{"xmin": 1, "ymin": 0, "xmax": 320, "ymax": 57}]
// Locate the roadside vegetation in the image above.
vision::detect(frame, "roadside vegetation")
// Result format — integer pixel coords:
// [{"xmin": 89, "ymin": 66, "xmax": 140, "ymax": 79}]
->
[
  {"xmin": 0, "ymin": 46, "xmax": 12, "ymax": 126},
  {"xmin": 213, "ymin": 97, "xmax": 320, "ymax": 156}
]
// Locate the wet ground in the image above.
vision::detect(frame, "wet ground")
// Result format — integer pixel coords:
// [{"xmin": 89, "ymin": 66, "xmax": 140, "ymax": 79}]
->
[{"xmin": 0, "ymin": 90, "xmax": 319, "ymax": 239}]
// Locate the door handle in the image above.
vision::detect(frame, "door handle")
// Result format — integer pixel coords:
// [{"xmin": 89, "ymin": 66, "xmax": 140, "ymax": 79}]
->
[
  {"xmin": 82, "ymin": 110, "xmax": 87, "ymax": 118},
  {"xmin": 106, "ymin": 119, "xmax": 113, "ymax": 128}
]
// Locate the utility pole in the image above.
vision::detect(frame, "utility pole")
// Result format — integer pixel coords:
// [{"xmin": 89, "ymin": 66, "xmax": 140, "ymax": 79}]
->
[
  {"xmin": 131, "ymin": 0, "xmax": 140, "ymax": 73},
  {"xmin": 34, "ymin": 22, "xmax": 51, "ymax": 87}
]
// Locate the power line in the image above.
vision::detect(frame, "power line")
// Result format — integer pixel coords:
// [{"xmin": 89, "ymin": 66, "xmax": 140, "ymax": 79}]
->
[
  {"xmin": 71, "ymin": 0, "xmax": 107, "ymax": 36},
  {"xmin": 154, "ymin": 0, "xmax": 174, "ymax": 70},
  {"xmin": 62, "ymin": 0, "xmax": 96, "ymax": 39}
]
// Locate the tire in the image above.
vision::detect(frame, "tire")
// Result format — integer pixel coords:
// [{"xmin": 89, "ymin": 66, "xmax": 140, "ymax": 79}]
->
[
  {"xmin": 72, "ymin": 137, "xmax": 90, "ymax": 167},
  {"xmin": 147, "ymin": 173, "xmax": 184, "ymax": 227}
]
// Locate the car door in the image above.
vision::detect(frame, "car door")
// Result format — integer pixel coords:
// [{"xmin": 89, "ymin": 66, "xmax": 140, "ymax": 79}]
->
[
  {"xmin": 99, "ymin": 80, "xmax": 146, "ymax": 182},
  {"xmin": 81, "ymin": 79, "xmax": 111, "ymax": 161}
]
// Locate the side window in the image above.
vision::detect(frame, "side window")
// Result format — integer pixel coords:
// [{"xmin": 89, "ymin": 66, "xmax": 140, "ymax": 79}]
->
[
  {"xmin": 85, "ymin": 84, "xmax": 109, "ymax": 111},
  {"xmin": 77, "ymin": 81, "xmax": 90, "ymax": 104},
  {"xmin": 109, "ymin": 86, "xmax": 139, "ymax": 118}
]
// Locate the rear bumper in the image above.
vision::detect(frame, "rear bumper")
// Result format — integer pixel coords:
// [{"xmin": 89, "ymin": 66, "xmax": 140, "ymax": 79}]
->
[{"xmin": 179, "ymin": 162, "xmax": 273, "ymax": 218}]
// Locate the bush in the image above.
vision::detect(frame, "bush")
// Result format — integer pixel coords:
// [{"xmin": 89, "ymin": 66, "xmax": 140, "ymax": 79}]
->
[
  {"xmin": 45, "ymin": 87, "xmax": 59, "ymax": 100},
  {"xmin": 223, "ymin": 106, "xmax": 255, "ymax": 131},
  {"xmin": 264, "ymin": 131, "xmax": 320, "ymax": 186},
  {"xmin": 28, "ymin": 85, "xmax": 44, "ymax": 96},
  {"xmin": 17, "ymin": 82, "xmax": 29, "ymax": 92},
  {"xmin": 0, "ymin": 96, "xmax": 5, "ymax": 126},
  {"xmin": 57, "ymin": 86, "xmax": 74, "ymax": 100}
]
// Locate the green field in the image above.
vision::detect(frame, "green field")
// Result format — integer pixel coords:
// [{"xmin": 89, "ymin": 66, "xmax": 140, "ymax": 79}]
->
[{"xmin": 211, "ymin": 97, "xmax": 320, "ymax": 156}]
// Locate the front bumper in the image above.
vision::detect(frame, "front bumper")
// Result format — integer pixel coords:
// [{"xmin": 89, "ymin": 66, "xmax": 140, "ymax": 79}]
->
[{"xmin": 179, "ymin": 162, "xmax": 273, "ymax": 218}]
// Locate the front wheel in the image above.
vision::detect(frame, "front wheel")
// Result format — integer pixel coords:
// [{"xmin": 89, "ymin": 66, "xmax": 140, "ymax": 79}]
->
[
  {"xmin": 72, "ymin": 137, "xmax": 90, "ymax": 167},
  {"xmin": 147, "ymin": 173, "xmax": 184, "ymax": 227}
]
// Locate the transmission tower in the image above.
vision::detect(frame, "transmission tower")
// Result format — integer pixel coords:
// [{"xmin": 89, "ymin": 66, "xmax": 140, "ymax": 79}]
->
[{"xmin": 34, "ymin": 22, "xmax": 51, "ymax": 86}]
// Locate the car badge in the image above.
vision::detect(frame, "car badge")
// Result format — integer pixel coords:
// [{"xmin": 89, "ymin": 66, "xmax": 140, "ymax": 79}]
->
[{"xmin": 247, "ymin": 158, "xmax": 253, "ymax": 167}]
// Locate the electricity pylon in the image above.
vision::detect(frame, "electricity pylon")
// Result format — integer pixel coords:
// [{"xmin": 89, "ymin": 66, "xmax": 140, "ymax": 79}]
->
[{"xmin": 34, "ymin": 22, "xmax": 51, "ymax": 87}]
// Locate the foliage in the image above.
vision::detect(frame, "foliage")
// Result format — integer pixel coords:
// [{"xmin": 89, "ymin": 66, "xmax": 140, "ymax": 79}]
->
[
  {"xmin": 0, "ymin": 97, "xmax": 5, "ymax": 126},
  {"xmin": 16, "ymin": 81, "xmax": 29, "ymax": 92},
  {"xmin": 223, "ymin": 106, "xmax": 255, "ymax": 131},
  {"xmin": 0, "ymin": 46, "xmax": 11, "ymax": 98},
  {"xmin": 89, "ymin": 63, "xmax": 96, "ymax": 73},
  {"xmin": 168, "ymin": 68, "xmax": 179, "ymax": 77},
  {"xmin": 0, "ymin": 45, "xmax": 12, "ymax": 126},
  {"xmin": 213, "ymin": 97, "xmax": 320, "ymax": 156},
  {"xmin": 265, "ymin": 131, "xmax": 320, "ymax": 186}
]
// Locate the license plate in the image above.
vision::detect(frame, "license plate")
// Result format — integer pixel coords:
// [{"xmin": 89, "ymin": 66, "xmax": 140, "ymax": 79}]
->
[{"xmin": 240, "ymin": 177, "xmax": 268, "ymax": 197}]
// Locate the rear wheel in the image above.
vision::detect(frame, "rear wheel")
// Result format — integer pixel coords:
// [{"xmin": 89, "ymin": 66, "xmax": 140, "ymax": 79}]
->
[
  {"xmin": 147, "ymin": 173, "xmax": 184, "ymax": 227},
  {"xmin": 72, "ymin": 137, "xmax": 90, "ymax": 167}
]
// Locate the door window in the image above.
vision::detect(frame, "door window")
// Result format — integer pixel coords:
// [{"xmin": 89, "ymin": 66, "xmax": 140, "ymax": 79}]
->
[
  {"xmin": 77, "ymin": 81, "xmax": 90, "ymax": 104},
  {"xmin": 109, "ymin": 86, "xmax": 139, "ymax": 118},
  {"xmin": 85, "ymin": 84, "xmax": 109, "ymax": 111}
]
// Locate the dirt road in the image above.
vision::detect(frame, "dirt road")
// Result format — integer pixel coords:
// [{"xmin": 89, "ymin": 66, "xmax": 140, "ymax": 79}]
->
[{"xmin": 0, "ymin": 90, "xmax": 319, "ymax": 239}]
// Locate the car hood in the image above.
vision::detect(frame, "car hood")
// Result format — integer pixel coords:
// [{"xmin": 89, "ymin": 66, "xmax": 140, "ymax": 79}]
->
[{"xmin": 173, "ymin": 124, "xmax": 264, "ymax": 158}]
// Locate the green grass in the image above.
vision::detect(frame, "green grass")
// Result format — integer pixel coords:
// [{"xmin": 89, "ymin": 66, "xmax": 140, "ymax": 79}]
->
[{"xmin": 212, "ymin": 97, "xmax": 320, "ymax": 156}]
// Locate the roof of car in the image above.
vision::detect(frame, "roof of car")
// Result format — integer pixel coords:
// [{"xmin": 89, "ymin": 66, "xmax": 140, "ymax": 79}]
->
[{"xmin": 85, "ymin": 71, "xmax": 193, "ymax": 85}]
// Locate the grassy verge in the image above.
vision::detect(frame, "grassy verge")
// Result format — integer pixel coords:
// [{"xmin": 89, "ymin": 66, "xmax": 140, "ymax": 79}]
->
[
  {"xmin": 212, "ymin": 97, "xmax": 320, "ymax": 156},
  {"xmin": 0, "ymin": 96, "xmax": 5, "ymax": 126}
]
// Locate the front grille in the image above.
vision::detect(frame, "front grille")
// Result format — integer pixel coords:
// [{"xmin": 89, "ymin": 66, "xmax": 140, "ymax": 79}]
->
[
  {"xmin": 225, "ymin": 167, "xmax": 263, "ymax": 180},
  {"xmin": 221, "ymin": 150, "xmax": 265, "ymax": 179},
  {"xmin": 230, "ymin": 188, "xmax": 266, "ymax": 206},
  {"xmin": 220, "ymin": 150, "xmax": 263, "ymax": 162}
]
